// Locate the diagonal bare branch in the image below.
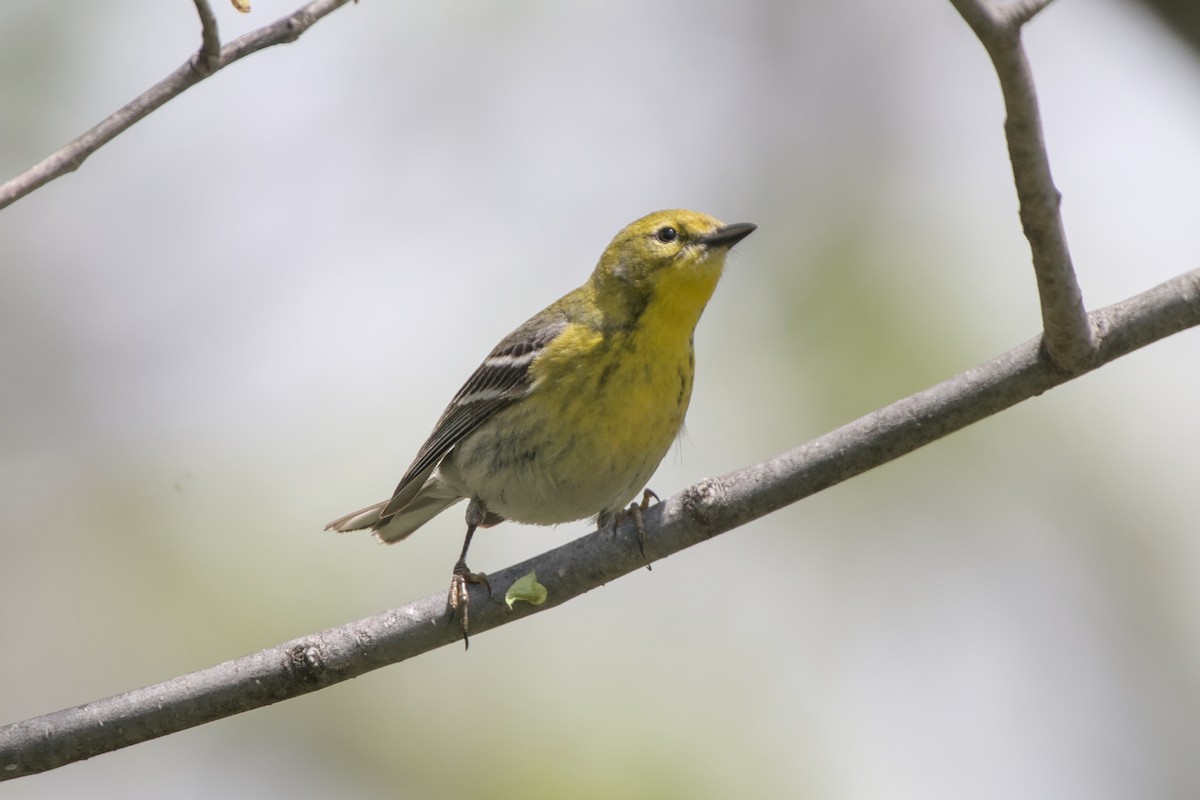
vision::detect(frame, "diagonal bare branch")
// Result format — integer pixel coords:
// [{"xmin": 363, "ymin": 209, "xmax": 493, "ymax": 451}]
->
[
  {"xmin": 2, "ymin": 267, "xmax": 1197, "ymax": 780},
  {"xmin": 0, "ymin": 0, "xmax": 356, "ymax": 211},
  {"xmin": 950, "ymin": 0, "xmax": 1096, "ymax": 371}
]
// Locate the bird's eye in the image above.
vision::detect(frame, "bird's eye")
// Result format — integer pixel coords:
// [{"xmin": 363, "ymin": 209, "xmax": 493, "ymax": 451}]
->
[{"xmin": 655, "ymin": 226, "xmax": 678, "ymax": 243}]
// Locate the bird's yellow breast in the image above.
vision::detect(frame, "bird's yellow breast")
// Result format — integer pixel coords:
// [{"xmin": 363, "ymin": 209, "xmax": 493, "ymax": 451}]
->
[{"xmin": 444, "ymin": 320, "xmax": 694, "ymax": 525}]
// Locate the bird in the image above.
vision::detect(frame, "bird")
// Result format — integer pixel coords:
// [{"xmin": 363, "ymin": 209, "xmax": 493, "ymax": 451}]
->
[{"xmin": 326, "ymin": 209, "xmax": 755, "ymax": 643}]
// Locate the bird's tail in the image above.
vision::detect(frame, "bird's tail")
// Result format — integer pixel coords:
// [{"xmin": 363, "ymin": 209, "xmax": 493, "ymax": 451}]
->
[
  {"xmin": 325, "ymin": 502, "xmax": 387, "ymax": 533},
  {"xmin": 325, "ymin": 493, "xmax": 463, "ymax": 543}
]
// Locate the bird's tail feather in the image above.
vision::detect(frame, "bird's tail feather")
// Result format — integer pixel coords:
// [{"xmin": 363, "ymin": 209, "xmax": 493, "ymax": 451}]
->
[
  {"xmin": 325, "ymin": 502, "xmax": 387, "ymax": 533},
  {"xmin": 324, "ymin": 494, "xmax": 463, "ymax": 544},
  {"xmin": 374, "ymin": 494, "xmax": 462, "ymax": 543}
]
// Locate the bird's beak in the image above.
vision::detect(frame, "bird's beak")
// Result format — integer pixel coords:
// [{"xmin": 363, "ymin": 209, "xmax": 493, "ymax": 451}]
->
[{"xmin": 700, "ymin": 222, "xmax": 757, "ymax": 249}]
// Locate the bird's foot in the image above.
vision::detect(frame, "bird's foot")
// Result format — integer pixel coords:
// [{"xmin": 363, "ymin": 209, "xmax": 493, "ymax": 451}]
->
[
  {"xmin": 621, "ymin": 488, "xmax": 659, "ymax": 570},
  {"xmin": 447, "ymin": 560, "xmax": 491, "ymax": 650}
]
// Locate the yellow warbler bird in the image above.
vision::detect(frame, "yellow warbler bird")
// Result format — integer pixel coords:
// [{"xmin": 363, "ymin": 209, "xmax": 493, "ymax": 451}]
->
[{"xmin": 327, "ymin": 209, "xmax": 755, "ymax": 639}]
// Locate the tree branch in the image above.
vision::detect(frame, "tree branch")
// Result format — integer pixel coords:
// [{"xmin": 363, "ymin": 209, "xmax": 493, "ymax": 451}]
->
[
  {"xmin": 192, "ymin": 0, "xmax": 222, "ymax": 75},
  {"xmin": 949, "ymin": 0, "xmax": 1096, "ymax": 370},
  {"xmin": 2, "ymin": 267, "xmax": 1198, "ymax": 780},
  {"xmin": 0, "ymin": 0, "xmax": 356, "ymax": 211}
]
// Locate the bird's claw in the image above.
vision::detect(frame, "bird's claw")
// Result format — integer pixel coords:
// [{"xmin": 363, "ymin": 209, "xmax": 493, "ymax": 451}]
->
[
  {"xmin": 447, "ymin": 562, "xmax": 490, "ymax": 649},
  {"xmin": 621, "ymin": 488, "xmax": 659, "ymax": 570}
]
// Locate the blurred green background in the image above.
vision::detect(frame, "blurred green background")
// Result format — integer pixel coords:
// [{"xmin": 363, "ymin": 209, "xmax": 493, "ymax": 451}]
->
[{"xmin": 3, "ymin": 1, "xmax": 1200, "ymax": 798}]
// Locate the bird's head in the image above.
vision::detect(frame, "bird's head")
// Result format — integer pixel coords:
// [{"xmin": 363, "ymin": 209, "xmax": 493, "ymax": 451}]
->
[{"xmin": 590, "ymin": 209, "xmax": 756, "ymax": 328}]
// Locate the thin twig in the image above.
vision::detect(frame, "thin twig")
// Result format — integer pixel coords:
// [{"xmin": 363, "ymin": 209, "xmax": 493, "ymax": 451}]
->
[
  {"xmin": 0, "ymin": 0, "xmax": 356, "ymax": 211},
  {"xmin": 2, "ymin": 267, "xmax": 1198, "ymax": 780},
  {"xmin": 949, "ymin": 0, "xmax": 1096, "ymax": 371},
  {"xmin": 1002, "ymin": 0, "xmax": 1056, "ymax": 28},
  {"xmin": 192, "ymin": 0, "xmax": 222, "ymax": 74}
]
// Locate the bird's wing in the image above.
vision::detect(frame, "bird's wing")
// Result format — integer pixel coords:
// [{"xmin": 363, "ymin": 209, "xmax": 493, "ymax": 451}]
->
[{"xmin": 377, "ymin": 311, "xmax": 568, "ymax": 523}]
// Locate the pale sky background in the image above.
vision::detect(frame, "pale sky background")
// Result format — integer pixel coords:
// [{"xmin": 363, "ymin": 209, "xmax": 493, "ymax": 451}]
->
[{"xmin": 2, "ymin": 1, "xmax": 1200, "ymax": 798}]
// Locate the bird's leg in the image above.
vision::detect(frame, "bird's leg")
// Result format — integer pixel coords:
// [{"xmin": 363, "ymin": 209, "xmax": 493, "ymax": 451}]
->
[{"xmin": 448, "ymin": 497, "xmax": 492, "ymax": 649}]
